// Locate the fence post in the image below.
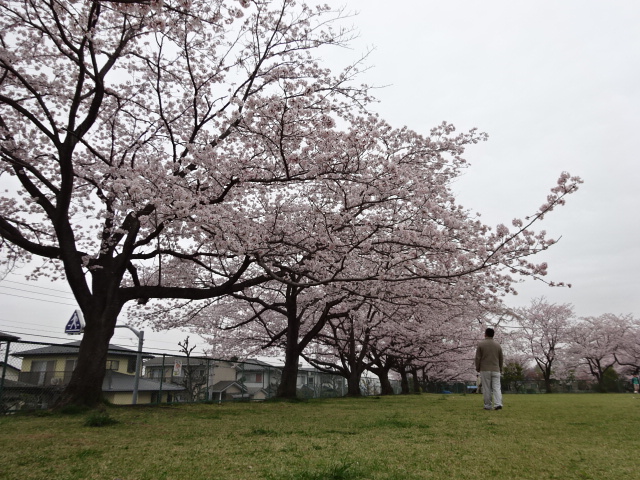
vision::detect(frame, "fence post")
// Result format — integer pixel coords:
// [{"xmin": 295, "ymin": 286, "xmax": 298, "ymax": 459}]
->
[
  {"xmin": 206, "ymin": 358, "xmax": 211, "ymax": 402},
  {"xmin": 157, "ymin": 354, "xmax": 165, "ymax": 404},
  {"xmin": 0, "ymin": 340, "xmax": 12, "ymax": 406}
]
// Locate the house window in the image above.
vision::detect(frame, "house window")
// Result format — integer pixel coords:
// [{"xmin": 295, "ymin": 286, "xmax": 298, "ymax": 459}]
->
[
  {"xmin": 255, "ymin": 373, "xmax": 262, "ymax": 383},
  {"xmin": 64, "ymin": 359, "xmax": 77, "ymax": 384},
  {"xmin": 307, "ymin": 376, "xmax": 314, "ymax": 385},
  {"xmin": 30, "ymin": 360, "xmax": 55, "ymax": 386},
  {"xmin": 106, "ymin": 360, "xmax": 120, "ymax": 371},
  {"xmin": 65, "ymin": 359, "xmax": 77, "ymax": 372}
]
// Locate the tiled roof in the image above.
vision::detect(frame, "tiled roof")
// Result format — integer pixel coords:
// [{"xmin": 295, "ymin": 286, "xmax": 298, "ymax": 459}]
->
[
  {"xmin": 144, "ymin": 356, "xmax": 217, "ymax": 367},
  {"xmin": 0, "ymin": 331, "xmax": 20, "ymax": 342},
  {"xmin": 210, "ymin": 380, "xmax": 246, "ymax": 393},
  {"xmin": 235, "ymin": 359, "xmax": 280, "ymax": 371}
]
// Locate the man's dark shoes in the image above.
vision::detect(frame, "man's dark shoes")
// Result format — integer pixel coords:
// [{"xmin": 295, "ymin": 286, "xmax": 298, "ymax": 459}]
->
[{"xmin": 494, "ymin": 406, "xmax": 502, "ymax": 410}]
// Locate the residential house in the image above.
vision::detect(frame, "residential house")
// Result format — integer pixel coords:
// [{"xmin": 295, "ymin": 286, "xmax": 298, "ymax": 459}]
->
[
  {"xmin": 232, "ymin": 360, "xmax": 346, "ymax": 400},
  {"xmin": 0, "ymin": 361, "xmax": 20, "ymax": 382},
  {"xmin": 10, "ymin": 341, "xmax": 183, "ymax": 406},
  {"xmin": 144, "ymin": 356, "xmax": 239, "ymax": 402},
  {"xmin": 235, "ymin": 359, "xmax": 281, "ymax": 400},
  {"xmin": 0, "ymin": 331, "xmax": 20, "ymax": 382},
  {"xmin": 209, "ymin": 380, "xmax": 248, "ymax": 402}
]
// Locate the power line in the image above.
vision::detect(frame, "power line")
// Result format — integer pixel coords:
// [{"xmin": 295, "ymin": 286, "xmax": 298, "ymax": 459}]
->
[
  {"xmin": 0, "ymin": 322, "xmax": 62, "ymax": 336},
  {"xmin": 0, "ymin": 291, "xmax": 77, "ymax": 306},
  {"xmin": 1, "ymin": 325, "xmax": 201, "ymax": 355},
  {"xmin": 1, "ymin": 279, "xmax": 74, "ymax": 295},
  {"xmin": 0, "ymin": 327, "xmax": 71, "ymax": 343},
  {"xmin": 0, "ymin": 285, "xmax": 76, "ymax": 300}
]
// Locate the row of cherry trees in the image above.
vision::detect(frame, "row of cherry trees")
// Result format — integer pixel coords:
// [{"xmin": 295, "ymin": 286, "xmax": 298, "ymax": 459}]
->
[
  {"xmin": 0, "ymin": 0, "xmax": 581, "ymax": 406},
  {"xmin": 502, "ymin": 297, "xmax": 639, "ymax": 393},
  {"xmin": 191, "ymin": 292, "xmax": 638, "ymax": 396}
]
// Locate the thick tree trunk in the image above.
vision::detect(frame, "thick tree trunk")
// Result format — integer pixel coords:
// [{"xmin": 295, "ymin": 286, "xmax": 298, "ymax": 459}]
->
[
  {"xmin": 378, "ymin": 372, "xmax": 394, "ymax": 395},
  {"xmin": 276, "ymin": 345, "xmax": 300, "ymax": 399},
  {"xmin": 368, "ymin": 353, "xmax": 396, "ymax": 395},
  {"xmin": 544, "ymin": 367, "xmax": 553, "ymax": 393},
  {"xmin": 368, "ymin": 365, "xmax": 394, "ymax": 395},
  {"xmin": 276, "ymin": 304, "xmax": 301, "ymax": 399},
  {"xmin": 56, "ymin": 310, "xmax": 118, "ymax": 408},
  {"xmin": 411, "ymin": 368, "xmax": 421, "ymax": 394},
  {"xmin": 346, "ymin": 369, "xmax": 362, "ymax": 396},
  {"xmin": 399, "ymin": 369, "xmax": 410, "ymax": 394}
]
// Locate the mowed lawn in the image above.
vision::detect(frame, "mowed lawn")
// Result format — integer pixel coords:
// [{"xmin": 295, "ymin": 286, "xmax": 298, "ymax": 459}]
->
[{"xmin": 1, "ymin": 393, "xmax": 639, "ymax": 480}]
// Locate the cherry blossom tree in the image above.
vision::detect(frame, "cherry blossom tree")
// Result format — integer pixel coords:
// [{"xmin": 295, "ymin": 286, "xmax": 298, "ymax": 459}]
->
[
  {"xmin": 373, "ymin": 298, "xmax": 482, "ymax": 394},
  {"xmin": 614, "ymin": 317, "xmax": 640, "ymax": 374},
  {"xmin": 208, "ymin": 115, "xmax": 580, "ymax": 399},
  {"xmin": 0, "ymin": 0, "xmax": 370, "ymax": 406},
  {"xmin": 513, "ymin": 297, "xmax": 575, "ymax": 392},
  {"xmin": 0, "ymin": 0, "xmax": 583, "ymax": 407},
  {"xmin": 142, "ymin": 116, "xmax": 500, "ymax": 399},
  {"xmin": 303, "ymin": 303, "xmax": 380, "ymax": 397},
  {"xmin": 566, "ymin": 314, "xmax": 634, "ymax": 392}
]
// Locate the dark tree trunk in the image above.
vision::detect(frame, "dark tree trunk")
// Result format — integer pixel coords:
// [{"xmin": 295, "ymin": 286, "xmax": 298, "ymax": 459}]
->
[
  {"xmin": 56, "ymin": 307, "xmax": 119, "ymax": 407},
  {"xmin": 378, "ymin": 372, "xmax": 394, "ymax": 395},
  {"xmin": 368, "ymin": 364, "xmax": 394, "ymax": 395},
  {"xmin": 368, "ymin": 351, "xmax": 396, "ymax": 395},
  {"xmin": 274, "ymin": 286, "xmax": 343, "ymax": 400},
  {"xmin": 411, "ymin": 367, "xmax": 421, "ymax": 394},
  {"xmin": 346, "ymin": 369, "xmax": 362, "ymax": 396},
  {"xmin": 399, "ymin": 368, "xmax": 410, "ymax": 394},
  {"xmin": 544, "ymin": 366, "xmax": 553, "ymax": 393},
  {"xmin": 276, "ymin": 292, "xmax": 301, "ymax": 399},
  {"xmin": 277, "ymin": 343, "xmax": 301, "ymax": 399}
]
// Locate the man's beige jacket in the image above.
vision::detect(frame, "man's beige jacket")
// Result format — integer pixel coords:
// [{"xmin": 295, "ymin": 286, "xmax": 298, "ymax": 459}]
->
[{"xmin": 475, "ymin": 338, "xmax": 504, "ymax": 372}]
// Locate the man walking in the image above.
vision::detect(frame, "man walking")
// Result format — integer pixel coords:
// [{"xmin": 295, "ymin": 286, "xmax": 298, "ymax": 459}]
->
[{"xmin": 475, "ymin": 327, "xmax": 504, "ymax": 410}]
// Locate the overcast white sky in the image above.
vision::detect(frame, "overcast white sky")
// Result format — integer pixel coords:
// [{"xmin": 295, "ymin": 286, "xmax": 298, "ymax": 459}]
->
[{"xmin": 1, "ymin": 0, "xmax": 638, "ymax": 353}]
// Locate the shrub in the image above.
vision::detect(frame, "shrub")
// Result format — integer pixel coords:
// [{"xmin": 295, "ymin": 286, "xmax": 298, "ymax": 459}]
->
[{"xmin": 84, "ymin": 411, "xmax": 118, "ymax": 427}]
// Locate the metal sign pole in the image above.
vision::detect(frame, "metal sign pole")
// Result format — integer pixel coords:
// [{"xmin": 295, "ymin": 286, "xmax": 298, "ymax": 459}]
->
[{"xmin": 115, "ymin": 325, "xmax": 144, "ymax": 405}]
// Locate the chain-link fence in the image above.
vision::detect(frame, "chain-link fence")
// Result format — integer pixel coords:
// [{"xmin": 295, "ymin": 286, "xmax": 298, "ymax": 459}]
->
[
  {"xmin": 0, "ymin": 339, "xmax": 350, "ymax": 412},
  {"xmin": 2, "ymin": 338, "xmax": 635, "ymax": 413}
]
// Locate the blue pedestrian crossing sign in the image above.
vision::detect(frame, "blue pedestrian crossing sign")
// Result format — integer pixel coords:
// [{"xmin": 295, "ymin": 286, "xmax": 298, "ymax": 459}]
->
[{"xmin": 65, "ymin": 309, "xmax": 85, "ymax": 335}]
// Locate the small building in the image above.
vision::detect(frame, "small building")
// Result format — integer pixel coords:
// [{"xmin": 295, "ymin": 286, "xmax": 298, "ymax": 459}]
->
[
  {"xmin": 9, "ymin": 341, "xmax": 180, "ymax": 406},
  {"xmin": 209, "ymin": 380, "xmax": 248, "ymax": 402},
  {"xmin": 103, "ymin": 370, "xmax": 184, "ymax": 404},
  {"xmin": 0, "ymin": 361, "xmax": 20, "ymax": 382},
  {"xmin": 235, "ymin": 359, "xmax": 281, "ymax": 400},
  {"xmin": 144, "ymin": 356, "xmax": 237, "ymax": 402}
]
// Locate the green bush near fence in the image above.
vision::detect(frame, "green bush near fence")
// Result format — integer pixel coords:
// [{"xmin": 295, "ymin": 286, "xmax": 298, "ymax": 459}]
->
[{"xmin": 1, "ymin": 393, "xmax": 640, "ymax": 480}]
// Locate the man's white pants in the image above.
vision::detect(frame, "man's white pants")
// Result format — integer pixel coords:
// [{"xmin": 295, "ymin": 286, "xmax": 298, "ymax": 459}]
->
[{"xmin": 480, "ymin": 370, "xmax": 502, "ymax": 409}]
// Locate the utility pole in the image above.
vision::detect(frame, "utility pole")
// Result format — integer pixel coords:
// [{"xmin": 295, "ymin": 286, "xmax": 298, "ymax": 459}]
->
[{"xmin": 115, "ymin": 325, "xmax": 144, "ymax": 405}]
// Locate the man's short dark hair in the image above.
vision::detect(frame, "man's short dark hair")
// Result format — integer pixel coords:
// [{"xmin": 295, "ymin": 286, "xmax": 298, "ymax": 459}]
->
[{"xmin": 485, "ymin": 328, "xmax": 495, "ymax": 338}]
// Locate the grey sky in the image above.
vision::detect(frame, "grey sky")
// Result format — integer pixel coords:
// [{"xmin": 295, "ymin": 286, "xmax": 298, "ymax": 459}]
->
[
  {"xmin": 341, "ymin": 0, "xmax": 640, "ymax": 318},
  {"xmin": 1, "ymin": 0, "xmax": 638, "ymax": 352}
]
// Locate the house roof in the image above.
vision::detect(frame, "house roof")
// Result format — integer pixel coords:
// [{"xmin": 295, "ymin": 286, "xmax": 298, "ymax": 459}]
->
[
  {"xmin": 235, "ymin": 359, "xmax": 280, "ymax": 371},
  {"xmin": 12, "ymin": 341, "xmax": 153, "ymax": 359},
  {"xmin": 102, "ymin": 371, "xmax": 184, "ymax": 392},
  {"xmin": 246, "ymin": 386, "xmax": 269, "ymax": 395},
  {"xmin": 144, "ymin": 356, "xmax": 217, "ymax": 367},
  {"xmin": 210, "ymin": 380, "xmax": 246, "ymax": 393},
  {"xmin": 0, "ymin": 331, "xmax": 20, "ymax": 342}
]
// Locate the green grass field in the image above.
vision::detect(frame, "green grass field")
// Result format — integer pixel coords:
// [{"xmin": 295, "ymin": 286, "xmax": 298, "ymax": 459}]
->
[{"xmin": 1, "ymin": 394, "xmax": 639, "ymax": 480}]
